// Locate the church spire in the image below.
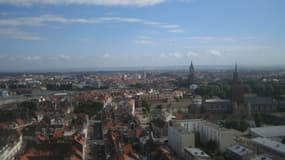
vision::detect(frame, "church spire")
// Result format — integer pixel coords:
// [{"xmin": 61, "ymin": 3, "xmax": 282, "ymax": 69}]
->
[
  {"xmin": 189, "ymin": 60, "xmax": 195, "ymax": 84},
  {"xmin": 233, "ymin": 63, "xmax": 239, "ymax": 83}
]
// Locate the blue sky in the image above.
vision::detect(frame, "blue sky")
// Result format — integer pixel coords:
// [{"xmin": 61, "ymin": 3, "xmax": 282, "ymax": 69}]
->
[{"xmin": 0, "ymin": 0, "xmax": 284, "ymax": 70}]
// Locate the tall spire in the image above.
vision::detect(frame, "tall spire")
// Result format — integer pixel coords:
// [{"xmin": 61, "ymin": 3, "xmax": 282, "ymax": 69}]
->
[
  {"xmin": 189, "ymin": 60, "xmax": 195, "ymax": 84},
  {"xmin": 233, "ymin": 63, "xmax": 240, "ymax": 83}
]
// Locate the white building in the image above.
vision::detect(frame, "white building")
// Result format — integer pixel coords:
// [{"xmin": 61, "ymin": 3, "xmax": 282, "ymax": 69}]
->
[
  {"xmin": 173, "ymin": 119, "xmax": 241, "ymax": 152},
  {"xmin": 0, "ymin": 135, "xmax": 23, "ymax": 160},
  {"xmin": 184, "ymin": 147, "xmax": 211, "ymax": 160},
  {"xmin": 168, "ymin": 125, "xmax": 195, "ymax": 157}
]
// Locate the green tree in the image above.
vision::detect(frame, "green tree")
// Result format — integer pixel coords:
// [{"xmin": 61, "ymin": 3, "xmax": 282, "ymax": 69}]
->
[{"xmin": 254, "ymin": 113, "xmax": 263, "ymax": 127}]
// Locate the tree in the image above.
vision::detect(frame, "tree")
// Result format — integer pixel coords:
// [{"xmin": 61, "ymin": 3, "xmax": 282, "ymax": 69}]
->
[
  {"xmin": 282, "ymin": 137, "xmax": 285, "ymax": 144},
  {"xmin": 74, "ymin": 101, "xmax": 103, "ymax": 117},
  {"xmin": 254, "ymin": 113, "xmax": 262, "ymax": 127},
  {"xmin": 207, "ymin": 140, "xmax": 218, "ymax": 152}
]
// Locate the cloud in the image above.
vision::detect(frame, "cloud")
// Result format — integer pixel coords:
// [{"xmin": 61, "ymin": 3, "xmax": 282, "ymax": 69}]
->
[
  {"xmin": 0, "ymin": 28, "xmax": 41, "ymax": 40},
  {"xmin": 0, "ymin": 15, "xmax": 183, "ymax": 33},
  {"xmin": 186, "ymin": 51, "xmax": 199, "ymax": 57},
  {"xmin": 0, "ymin": 12, "xmax": 10, "ymax": 16},
  {"xmin": 103, "ymin": 53, "xmax": 111, "ymax": 58},
  {"xmin": 209, "ymin": 49, "xmax": 222, "ymax": 57},
  {"xmin": 0, "ymin": 0, "xmax": 166, "ymax": 7},
  {"xmin": 160, "ymin": 52, "xmax": 183, "ymax": 58},
  {"xmin": 168, "ymin": 29, "xmax": 184, "ymax": 33},
  {"xmin": 134, "ymin": 36, "xmax": 154, "ymax": 45}
]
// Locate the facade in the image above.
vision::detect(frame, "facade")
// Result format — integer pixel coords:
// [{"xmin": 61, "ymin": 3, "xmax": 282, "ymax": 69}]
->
[
  {"xmin": 184, "ymin": 147, "xmax": 211, "ymax": 160},
  {"xmin": 245, "ymin": 96, "xmax": 276, "ymax": 115},
  {"xmin": 168, "ymin": 125, "xmax": 195, "ymax": 157},
  {"xmin": 174, "ymin": 119, "xmax": 241, "ymax": 152},
  {"xmin": 0, "ymin": 135, "xmax": 23, "ymax": 160},
  {"xmin": 202, "ymin": 98, "xmax": 232, "ymax": 113},
  {"xmin": 224, "ymin": 144, "xmax": 254, "ymax": 160},
  {"xmin": 0, "ymin": 89, "xmax": 9, "ymax": 97}
]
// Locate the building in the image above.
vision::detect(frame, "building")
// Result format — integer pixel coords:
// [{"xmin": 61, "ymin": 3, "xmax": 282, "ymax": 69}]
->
[
  {"xmin": 202, "ymin": 98, "xmax": 232, "ymax": 113},
  {"xmin": 0, "ymin": 130, "xmax": 23, "ymax": 160},
  {"xmin": 0, "ymin": 89, "xmax": 9, "ymax": 97},
  {"xmin": 245, "ymin": 96, "xmax": 276, "ymax": 115},
  {"xmin": 251, "ymin": 137, "xmax": 285, "ymax": 158},
  {"xmin": 232, "ymin": 64, "xmax": 244, "ymax": 104},
  {"xmin": 249, "ymin": 125, "xmax": 285, "ymax": 142},
  {"xmin": 224, "ymin": 144, "xmax": 254, "ymax": 160},
  {"xmin": 173, "ymin": 119, "xmax": 241, "ymax": 152},
  {"xmin": 168, "ymin": 125, "xmax": 195, "ymax": 157},
  {"xmin": 250, "ymin": 154, "xmax": 273, "ymax": 160},
  {"xmin": 184, "ymin": 147, "xmax": 211, "ymax": 160},
  {"xmin": 189, "ymin": 61, "xmax": 195, "ymax": 85}
]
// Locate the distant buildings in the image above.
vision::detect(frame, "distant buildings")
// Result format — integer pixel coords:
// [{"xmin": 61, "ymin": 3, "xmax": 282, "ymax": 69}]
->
[{"xmin": 0, "ymin": 89, "xmax": 9, "ymax": 97}]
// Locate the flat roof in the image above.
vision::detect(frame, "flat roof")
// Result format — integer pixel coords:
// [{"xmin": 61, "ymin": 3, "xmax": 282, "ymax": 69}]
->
[
  {"xmin": 252, "ymin": 137, "xmax": 285, "ymax": 154},
  {"xmin": 227, "ymin": 144, "xmax": 253, "ymax": 156},
  {"xmin": 170, "ymin": 125, "xmax": 191, "ymax": 135},
  {"xmin": 205, "ymin": 99, "xmax": 230, "ymax": 103},
  {"xmin": 184, "ymin": 147, "xmax": 210, "ymax": 158},
  {"xmin": 250, "ymin": 154, "xmax": 272, "ymax": 160},
  {"xmin": 250, "ymin": 125, "xmax": 285, "ymax": 138}
]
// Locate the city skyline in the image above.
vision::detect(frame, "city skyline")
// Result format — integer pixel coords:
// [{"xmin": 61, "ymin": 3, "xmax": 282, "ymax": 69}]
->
[{"xmin": 0, "ymin": 0, "xmax": 284, "ymax": 71}]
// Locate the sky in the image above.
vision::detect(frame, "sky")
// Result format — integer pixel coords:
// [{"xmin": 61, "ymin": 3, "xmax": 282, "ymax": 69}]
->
[{"xmin": 0, "ymin": 0, "xmax": 284, "ymax": 71}]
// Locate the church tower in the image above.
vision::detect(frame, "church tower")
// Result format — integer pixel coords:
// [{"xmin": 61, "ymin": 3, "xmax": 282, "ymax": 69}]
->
[
  {"xmin": 189, "ymin": 60, "xmax": 195, "ymax": 85},
  {"xmin": 231, "ymin": 63, "xmax": 244, "ymax": 103}
]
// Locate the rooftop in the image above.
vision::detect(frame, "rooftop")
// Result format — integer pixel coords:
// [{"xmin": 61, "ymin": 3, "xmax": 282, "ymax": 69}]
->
[
  {"xmin": 250, "ymin": 154, "xmax": 273, "ymax": 160},
  {"xmin": 226, "ymin": 144, "xmax": 253, "ymax": 156},
  {"xmin": 244, "ymin": 96, "xmax": 273, "ymax": 105},
  {"xmin": 205, "ymin": 99, "xmax": 231, "ymax": 103},
  {"xmin": 249, "ymin": 125, "xmax": 285, "ymax": 138},
  {"xmin": 184, "ymin": 147, "xmax": 210, "ymax": 158},
  {"xmin": 170, "ymin": 125, "xmax": 190, "ymax": 135},
  {"xmin": 252, "ymin": 137, "xmax": 285, "ymax": 155}
]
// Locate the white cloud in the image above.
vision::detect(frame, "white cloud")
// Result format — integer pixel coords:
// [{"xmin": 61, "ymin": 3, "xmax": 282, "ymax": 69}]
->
[
  {"xmin": 186, "ymin": 51, "xmax": 199, "ymax": 57},
  {"xmin": 209, "ymin": 49, "xmax": 222, "ymax": 57},
  {"xmin": 0, "ymin": 12, "xmax": 9, "ymax": 16},
  {"xmin": 134, "ymin": 36, "xmax": 154, "ymax": 45},
  {"xmin": 160, "ymin": 52, "xmax": 183, "ymax": 58},
  {"xmin": 103, "ymin": 53, "xmax": 111, "ymax": 58},
  {"xmin": 0, "ymin": 28, "xmax": 41, "ymax": 40},
  {"xmin": 0, "ymin": 0, "xmax": 166, "ymax": 6},
  {"xmin": 168, "ymin": 29, "xmax": 184, "ymax": 33},
  {"xmin": 0, "ymin": 15, "xmax": 183, "ymax": 33}
]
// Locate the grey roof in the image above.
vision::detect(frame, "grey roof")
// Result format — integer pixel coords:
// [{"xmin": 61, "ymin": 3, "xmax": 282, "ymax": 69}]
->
[
  {"xmin": 250, "ymin": 154, "xmax": 273, "ymax": 160},
  {"xmin": 184, "ymin": 147, "xmax": 210, "ymax": 158},
  {"xmin": 252, "ymin": 137, "xmax": 285, "ymax": 155},
  {"xmin": 249, "ymin": 125, "xmax": 285, "ymax": 138},
  {"xmin": 205, "ymin": 99, "xmax": 231, "ymax": 103},
  {"xmin": 244, "ymin": 97, "xmax": 273, "ymax": 105},
  {"xmin": 226, "ymin": 144, "xmax": 253, "ymax": 156}
]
